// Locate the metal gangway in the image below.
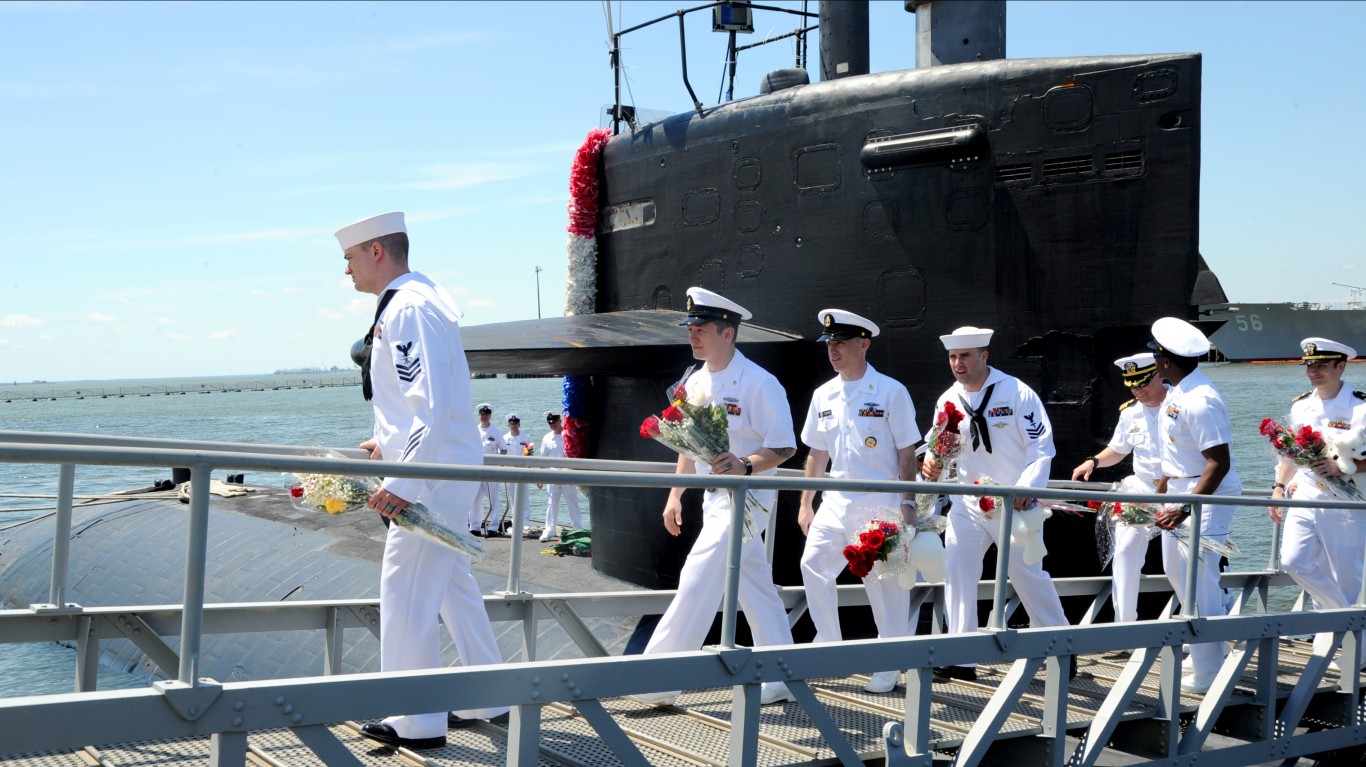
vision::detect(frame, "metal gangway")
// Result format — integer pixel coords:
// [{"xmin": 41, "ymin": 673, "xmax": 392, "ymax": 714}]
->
[{"xmin": 2, "ymin": 431, "xmax": 1365, "ymax": 767}]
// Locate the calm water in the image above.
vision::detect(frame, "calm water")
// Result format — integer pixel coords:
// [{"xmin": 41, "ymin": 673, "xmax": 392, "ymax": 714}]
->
[{"xmin": 0, "ymin": 362, "xmax": 1350, "ymax": 696}]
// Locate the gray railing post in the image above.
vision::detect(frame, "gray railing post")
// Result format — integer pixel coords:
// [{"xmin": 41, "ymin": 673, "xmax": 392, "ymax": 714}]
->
[
  {"xmin": 1181, "ymin": 502, "xmax": 1203, "ymax": 619},
  {"xmin": 719, "ymin": 486, "xmax": 748, "ymax": 648},
  {"xmin": 179, "ymin": 462, "xmax": 213, "ymax": 685},
  {"xmin": 989, "ymin": 494, "xmax": 1016, "ymax": 630},
  {"xmin": 506, "ymin": 481, "xmax": 527, "ymax": 594},
  {"xmin": 45, "ymin": 463, "xmax": 77, "ymax": 608},
  {"xmin": 1268, "ymin": 510, "xmax": 1283, "ymax": 572}
]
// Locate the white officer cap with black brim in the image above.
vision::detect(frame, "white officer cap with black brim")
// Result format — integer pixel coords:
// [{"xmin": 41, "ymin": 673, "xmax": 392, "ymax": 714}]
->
[
  {"xmin": 816, "ymin": 309, "xmax": 879, "ymax": 341},
  {"xmin": 476, "ymin": 402, "xmax": 493, "ymax": 414},
  {"xmin": 335, "ymin": 211, "xmax": 406, "ymax": 250},
  {"xmin": 506, "ymin": 413, "xmax": 521, "ymax": 422},
  {"xmin": 545, "ymin": 410, "xmax": 562, "ymax": 421},
  {"xmin": 680, "ymin": 287, "xmax": 752, "ymax": 326},
  {"xmin": 1148, "ymin": 317, "xmax": 1210, "ymax": 358},
  {"xmin": 1114, "ymin": 352, "xmax": 1158, "ymax": 388},
  {"xmin": 1300, "ymin": 337, "xmax": 1357, "ymax": 365},
  {"xmin": 939, "ymin": 326, "xmax": 993, "ymax": 350}
]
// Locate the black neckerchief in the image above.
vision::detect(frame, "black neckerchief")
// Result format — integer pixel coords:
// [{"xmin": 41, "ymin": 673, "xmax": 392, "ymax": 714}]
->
[
  {"xmin": 959, "ymin": 381, "xmax": 996, "ymax": 454},
  {"xmin": 352, "ymin": 289, "xmax": 397, "ymax": 401}
]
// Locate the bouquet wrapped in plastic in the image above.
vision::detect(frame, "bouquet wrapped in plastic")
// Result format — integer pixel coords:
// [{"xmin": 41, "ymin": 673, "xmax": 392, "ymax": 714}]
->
[
  {"xmin": 847, "ymin": 505, "xmax": 949, "ymax": 585},
  {"xmin": 1260, "ymin": 417, "xmax": 1364, "ymax": 502},
  {"xmin": 913, "ymin": 401, "xmax": 966, "ymax": 520},
  {"xmin": 640, "ymin": 371, "xmax": 766, "ymax": 539},
  {"xmin": 288, "ymin": 451, "xmax": 485, "ymax": 560},
  {"xmin": 1091, "ymin": 475, "xmax": 1240, "ymax": 565}
]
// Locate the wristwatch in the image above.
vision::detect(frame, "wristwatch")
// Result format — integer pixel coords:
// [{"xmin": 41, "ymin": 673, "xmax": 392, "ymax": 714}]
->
[{"xmin": 741, "ymin": 457, "xmax": 753, "ymax": 475}]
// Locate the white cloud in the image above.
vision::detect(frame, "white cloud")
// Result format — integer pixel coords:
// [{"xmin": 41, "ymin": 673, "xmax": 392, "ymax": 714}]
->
[
  {"xmin": 400, "ymin": 163, "xmax": 540, "ymax": 192},
  {"xmin": 317, "ymin": 308, "xmax": 345, "ymax": 321},
  {"xmin": 0, "ymin": 339, "xmax": 11, "ymax": 347},
  {"xmin": 87, "ymin": 312, "xmax": 118, "ymax": 323},
  {"xmin": 468, "ymin": 298, "xmax": 497, "ymax": 308},
  {"xmin": 208, "ymin": 329, "xmax": 237, "ymax": 340},
  {"xmin": 1, "ymin": 314, "xmax": 43, "ymax": 328},
  {"xmin": 280, "ymin": 286, "xmax": 302, "ymax": 295},
  {"xmin": 155, "ymin": 317, "xmax": 175, "ymax": 326},
  {"xmin": 345, "ymin": 298, "xmax": 372, "ymax": 315},
  {"xmin": 1342, "ymin": 263, "xmax": 1357, "ymax": 271},
  {"xmin": 166, "ymin": 333, "xmax": 193, "ymax": 341},
  {"xmin": 248, "ymin": 288, "xmax": 271, "ymax": 297}
]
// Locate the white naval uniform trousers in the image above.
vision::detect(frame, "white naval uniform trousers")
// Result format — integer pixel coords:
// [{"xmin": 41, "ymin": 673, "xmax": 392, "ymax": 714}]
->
[
  {"xmin": 539, "ymin": 430, "xmax": 583, "ymax": 531},
  {"xmin": 468, "ymin": 423, "xmax": 504, "ymax": 530},
  {"xmin": 936, "ymin": 369, "xmax": 1067, "ymax": 656},
  {"xmin": 643, "ymin": 351, "xmax": 796, "ymax": 669},
  {"xmin": 1106, "ymin": 398, "xmax": 1164, "ymax": 622},
  {"xmin": 799, "ymin": 365, "xmax": 921, "ymax": 645},
  {"xmin": 370, "ymin": 273, "xmax": 506, "ymax": 739},
  {"xmin": 1281, "ymin": 385, "xmax": 1366, "ymax": 616},
  {"xmin": 1157, "ymin": 368, "xmax": 1241, "ymax": 677}
]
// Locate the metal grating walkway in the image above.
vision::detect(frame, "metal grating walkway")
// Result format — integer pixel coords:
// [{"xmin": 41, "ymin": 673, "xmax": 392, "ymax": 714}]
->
[{"xmin": 2, "ymin": 638, "xmax": 1356, "ymax": 767}]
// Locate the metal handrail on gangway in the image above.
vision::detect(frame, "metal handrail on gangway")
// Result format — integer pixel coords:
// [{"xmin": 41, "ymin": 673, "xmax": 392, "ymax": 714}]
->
[{"xmin": 1, "ymin": 430, "xmax": 1364, "ymax": 766}]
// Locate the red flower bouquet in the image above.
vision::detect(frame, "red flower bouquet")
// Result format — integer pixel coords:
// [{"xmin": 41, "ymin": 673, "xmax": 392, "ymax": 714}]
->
[
  {"xmin": 843, "ymin": 519, "xmax": 903, "ymax": 579},
  {"xmin": 640, "ymin": 374, "xmax": 765, "ymax": 538},
  {"xmin": 1261, "ymin": 417, "xmax": 1363, "ymax": 501}
]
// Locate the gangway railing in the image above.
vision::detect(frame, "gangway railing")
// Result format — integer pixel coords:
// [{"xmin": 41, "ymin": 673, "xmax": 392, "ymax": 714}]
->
[{"xmin": 1, "ymin": 431, "xmax": 1364, "ymax": 766}]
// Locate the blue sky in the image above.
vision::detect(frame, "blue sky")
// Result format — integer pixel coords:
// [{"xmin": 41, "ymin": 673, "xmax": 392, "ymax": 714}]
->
[{"xmin": 2, "ymin": 1, "xmax": 1363, "ymax": 382}]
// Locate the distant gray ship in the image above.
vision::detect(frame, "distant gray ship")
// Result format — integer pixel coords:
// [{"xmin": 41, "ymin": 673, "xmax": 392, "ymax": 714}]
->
[{"xmin": 1202, "ymin": 298, "xmax": 1366, "ymax": 362}]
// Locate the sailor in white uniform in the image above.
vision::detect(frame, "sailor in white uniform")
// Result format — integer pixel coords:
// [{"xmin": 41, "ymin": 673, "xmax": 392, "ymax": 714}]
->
[
  {"xmin": 633, "ymin": 287, "xmax": 798, "ymax": 707},
  {"xmin": 336, "ymin": 211, "xmax": 507, "ymax": 750},
  {"xmin": 798, "ymin": 309, "xmax": 921, "ymax": 693},
  {"xmin": 468, "ymin": 403, "xmax": 504, "ymax": 533},
  {"xmin": 538, "ymin": 410, "xmax": 583, "ymax": 541},
  {"xmin": 922, "ymin": 327, "xmax": 1069, "ymax": 682},
  {"xmin": 1148, "ymin": 317, "xmax": 1242, "ymax": 694},
  {"xmin": 1071, "ymin": 353, "xmax": 1168, "ymax": 622},
  {"xmin": 501, "ymin": 413, "xmax": 538, "ymax": 535},
  {"xmin": 1271, "ymin": 337, "xmax": 1366, "ymax": 665}
]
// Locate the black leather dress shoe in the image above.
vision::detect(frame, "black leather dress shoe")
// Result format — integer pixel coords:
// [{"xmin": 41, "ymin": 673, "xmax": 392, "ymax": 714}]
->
[
  {"xmin": 448, "ymin": 711, "xmax": 510, "ymax": 729},
  {"xmin": 360, "ymin": 723, "xmax": 445, "ymax": 750},
  {"xmin": 932, "ymin": 665, "xmax": 978, "ymax": 682},
  {"xmin": 1069, "ymin": 655, "xmax": 1079, "ymax": 681}
]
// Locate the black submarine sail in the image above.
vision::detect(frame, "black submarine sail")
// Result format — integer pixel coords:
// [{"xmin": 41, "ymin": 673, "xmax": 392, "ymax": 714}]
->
[{"xmin": 463, "ymin": 0, "xmax": 1229, "ymax": 622}]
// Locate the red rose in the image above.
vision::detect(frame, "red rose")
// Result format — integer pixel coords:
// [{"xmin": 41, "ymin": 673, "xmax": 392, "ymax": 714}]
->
[
  {"xmin": 673, "ymin": 384, "xmax": 687, "ymax": 401},
  {"xmin": 1259, "ymin": 418, "xmax": 1276, "ymax": 437},
  {"xmin": 289, "ymin": 485, "xmax": 303, "ymax": 498},
  {"xmin": 1086, "ymin": 500, "xmax": 1102, "ymax": 511},
  {"xmin": 844, "ymin": 544, "xmax": 872, "ymax": 578},
  {"xmin": 662, "ymin": 405, "xmax": 684, "ymax": 422},
  {"xmin": 942, "ymin": 401, "xmax": 964, "ymax": 430},
  {"xmin": 1111, "ymin": 502, "xmax": 1123, "ymax": 517},
  {"xmin": 860, "ymin": 529, "xmax": 886, "ymax": 550},
  {"xmin": 979, "ymin": 496, "xmax": 996, "ymax": 513},
  {"xmin": 639, "ymin": 415, "xmax": 661, "ymax": 439},
  {"xmin": 878, "ymin": 521, "xmax": 899, "ymax": 536}
]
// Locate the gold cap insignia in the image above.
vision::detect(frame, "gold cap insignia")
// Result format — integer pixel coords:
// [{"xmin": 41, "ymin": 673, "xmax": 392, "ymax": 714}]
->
[
  {"xmin": 686, "ymin": 296, "xmax": 694, "ymax": 311},
  {"xmin": 824, "ymin": 313, "xmax": 834, "ymax": 327},
  {"xmin": 1304, "ymin": 342, "xmax": 1317, "ymax": 355},
  {"xmin": 1123, "ymin": 362, "xmax": 1138, "ymax": 374}
]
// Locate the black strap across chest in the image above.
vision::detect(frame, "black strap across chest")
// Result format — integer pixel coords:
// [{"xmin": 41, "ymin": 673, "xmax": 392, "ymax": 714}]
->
[{"xmin": 353, "ymin": 289, "xmax": 398, "ymax": 402}]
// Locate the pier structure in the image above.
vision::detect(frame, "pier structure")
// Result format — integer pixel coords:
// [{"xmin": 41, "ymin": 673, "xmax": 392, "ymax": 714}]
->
[{"xmin": 1, "ymin": 433, "xmax": 1365, "ymax": 766}]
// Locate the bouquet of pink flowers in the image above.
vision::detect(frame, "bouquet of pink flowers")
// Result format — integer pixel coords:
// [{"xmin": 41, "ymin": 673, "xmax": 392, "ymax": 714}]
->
[
  {"xmin": 287, "ymin": 451, "xmax": 484, "ymax": 560},
  {"xmin": 1260, "ymin": 417, "xmax": 1364, "ymax": 501},
  {"xmin": 640, "ymin": 374, "xmax": 765, "ymax": 538}
]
